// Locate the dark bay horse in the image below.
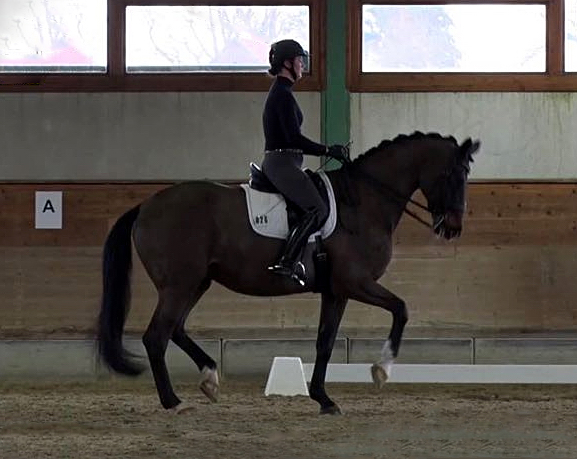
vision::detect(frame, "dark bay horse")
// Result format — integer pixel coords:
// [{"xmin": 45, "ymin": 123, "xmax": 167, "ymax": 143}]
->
[{"xmin": 97, "ymin": 132, "xmax": 480, "ymax": 415}]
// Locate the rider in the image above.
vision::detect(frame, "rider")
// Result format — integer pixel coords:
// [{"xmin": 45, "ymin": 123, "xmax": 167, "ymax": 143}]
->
[{"xmin": 261, "ymin": 39, "xmax": 348, "ymax": 286}]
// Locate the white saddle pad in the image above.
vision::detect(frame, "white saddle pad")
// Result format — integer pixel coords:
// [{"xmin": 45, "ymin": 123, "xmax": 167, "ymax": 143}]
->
[{"xmin": 240, "ymin": 170, "xmax": 337, "ymax": 241}]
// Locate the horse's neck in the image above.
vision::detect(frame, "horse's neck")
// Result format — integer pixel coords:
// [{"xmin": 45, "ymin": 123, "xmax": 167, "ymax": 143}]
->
[
  {"xmin": 365, "ymin": 147, "xmax": 420, "ymax": 198},
  {"xmin": 337, "ymin": 147, "xmax": 421, "ymax": 233},
  {"xmin": 358, "ymin": 148, "xmax": 419, "ymax": 219}
]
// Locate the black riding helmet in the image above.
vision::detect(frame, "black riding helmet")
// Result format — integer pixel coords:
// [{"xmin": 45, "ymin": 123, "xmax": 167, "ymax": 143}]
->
[{"xmin": 268, "ymin": 39, "xmax": 309, "ymax": 78}]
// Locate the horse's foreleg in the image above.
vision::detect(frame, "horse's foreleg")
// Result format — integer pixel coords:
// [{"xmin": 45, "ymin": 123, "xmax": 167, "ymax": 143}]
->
[
  {"xmin": 143, "ymin": 288, "xmax": 190, "ymax": 410},
  {"xmin": 349, "ymin": 281, "xmax": 407, "ymax": 387},
  {"xmin": 309, "ymin": 292, "xmax": 348, "ymax": 415}
]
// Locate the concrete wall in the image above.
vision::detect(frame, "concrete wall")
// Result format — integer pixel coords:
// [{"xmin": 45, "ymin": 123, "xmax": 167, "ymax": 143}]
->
[
  {"xmin": 0, "ymin": 92, "xmax": 321, "ymax": 181},
  {"xmin": 3, "ymin": 92, "xmax": 577, "ymax": 181},
  {"xmin": 351, "ymin": 92, "xmax": 577, "ymax": 180},
  {"xmin": 3, "ymin": 338, "xmax": 577, "ymax": 379}
]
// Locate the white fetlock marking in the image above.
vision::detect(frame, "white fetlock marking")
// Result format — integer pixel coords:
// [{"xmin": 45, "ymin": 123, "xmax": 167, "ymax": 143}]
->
[
  {"xmin": 378, "ymin": 339, "xmax": 395, "ymax": 379},
  {"xmin": 199, "ymin": 366, "xmax": 220, "ymax": 403},
  {"xmin": 201, "ymin": 366, "xmax": 219, "ymax": 386},
  {"xmin": 370, "ymin": 340, "xmax": 396, "ymax": 389}
]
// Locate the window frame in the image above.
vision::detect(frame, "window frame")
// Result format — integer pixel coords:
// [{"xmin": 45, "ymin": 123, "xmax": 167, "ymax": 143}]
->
[
  {"xmin": 347, "ymin": 0, "xmax": 577, "ymax": 91},
  {"xmin": 0, "ymin": 0, "xmax": 325, "ymax": 92}
]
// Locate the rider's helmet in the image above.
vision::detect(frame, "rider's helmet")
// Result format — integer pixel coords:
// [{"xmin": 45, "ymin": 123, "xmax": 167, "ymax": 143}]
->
[{"xmin": 268, "ymin": 39, "xmax": 309, "ymax": 77}]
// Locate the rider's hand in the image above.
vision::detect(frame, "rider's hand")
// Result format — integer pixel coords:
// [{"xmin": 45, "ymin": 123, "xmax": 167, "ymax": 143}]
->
[{"xmin": 327, "ymin": 144, "xmax": 349, "ymax": 162}]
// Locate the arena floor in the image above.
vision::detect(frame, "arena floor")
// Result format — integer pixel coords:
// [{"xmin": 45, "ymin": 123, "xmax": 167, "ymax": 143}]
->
[{"xmin": 1, "ymin": 378, "xmax": 576, "ymax": 459}]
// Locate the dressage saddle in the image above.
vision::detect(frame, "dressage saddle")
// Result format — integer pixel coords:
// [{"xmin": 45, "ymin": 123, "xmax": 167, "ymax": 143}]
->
[{"xmin": 248, "ymin": 162, "xmax": 330, "ymax": 230}]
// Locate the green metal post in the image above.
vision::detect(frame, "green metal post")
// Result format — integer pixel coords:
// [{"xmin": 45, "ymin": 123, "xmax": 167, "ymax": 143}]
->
[{"xmin": 321, "ymin": 0, "xmax": 350, "ymax": 170}]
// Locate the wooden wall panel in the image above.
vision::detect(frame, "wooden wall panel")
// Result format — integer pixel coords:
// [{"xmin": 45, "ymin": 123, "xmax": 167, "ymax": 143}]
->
[
  {"xmin": 1, "ymin": 182, "xmax": 577, "ymax": 337},
  {"xmin": 396, "ymin": 184, "xmax": 577, "ymax": 246},
  {"xmin": 0, "ymin": 184, "xmax": 169, "ymax": 246}
]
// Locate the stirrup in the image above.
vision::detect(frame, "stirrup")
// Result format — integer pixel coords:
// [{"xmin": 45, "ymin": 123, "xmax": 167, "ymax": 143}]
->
[
  {"xmin": 268, "ymin": 261, "xmax": 306, "ymax": 286},
  {"xmin": 290, "ymin": 261, "xmax": 306, "ymax": 286}
]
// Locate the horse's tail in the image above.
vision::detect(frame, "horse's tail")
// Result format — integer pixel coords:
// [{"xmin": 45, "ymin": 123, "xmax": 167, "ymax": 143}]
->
[{"xmin": 97, "ymin": 205, "xmax": 144, "ymax": 376}]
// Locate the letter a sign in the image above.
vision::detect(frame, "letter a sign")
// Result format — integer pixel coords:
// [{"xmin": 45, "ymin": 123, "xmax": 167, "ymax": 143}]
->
[{"xmin": 35, "ymin": 191, "xmax": 63, "ymax": 229}]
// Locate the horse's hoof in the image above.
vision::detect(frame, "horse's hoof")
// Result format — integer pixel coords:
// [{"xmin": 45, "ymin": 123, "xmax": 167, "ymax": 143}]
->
[
  {"xmin": 371, "ymin": 363, "xmax": 388, "ymax": 389},
  {"xmin": 320, "ymin": 404, "xmax": 342, "ymax": 415},
  {"xmin": 172, "ymin": 402, "xmax": 195, "ymax": 415},
  {"xmin": 199, "ymin": 367, "xmax": 220, "ymax": 403},
  {"xmin": 199, "ymin": 379, "xmax": 219, "ymax": 403}
]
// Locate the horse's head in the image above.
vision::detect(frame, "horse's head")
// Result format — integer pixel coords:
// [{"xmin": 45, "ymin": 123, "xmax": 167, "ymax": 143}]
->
[{"xmin": 419, "ymin": 137, "xmax": 480, "ymax": 240}]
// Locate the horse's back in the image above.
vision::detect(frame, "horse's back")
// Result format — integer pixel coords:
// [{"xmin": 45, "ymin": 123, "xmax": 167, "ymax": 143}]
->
[
  {"xmin": 140, "ymin": 180, "xmax": 241, "ymax": 217},
  {"xmin": 134, "ymin": 180, "xmax": 245, "ymax": 253}
]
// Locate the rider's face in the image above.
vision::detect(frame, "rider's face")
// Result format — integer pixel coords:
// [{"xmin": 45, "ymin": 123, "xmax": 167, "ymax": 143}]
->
[{"xmin": 293, "ymin": 56, "xmax": 304, "ymax": 80}]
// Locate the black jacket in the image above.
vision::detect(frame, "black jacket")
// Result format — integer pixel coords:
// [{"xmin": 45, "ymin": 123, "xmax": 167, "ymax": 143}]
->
[{"xmin": 262, "ymin": 76, "xmax": 326, "ymax": 156}]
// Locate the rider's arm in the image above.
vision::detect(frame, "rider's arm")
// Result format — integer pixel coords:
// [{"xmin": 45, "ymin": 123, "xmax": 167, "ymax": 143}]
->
[{"xmin": 277, "ymin": 93, "xmax": 327, "ymax": 156}]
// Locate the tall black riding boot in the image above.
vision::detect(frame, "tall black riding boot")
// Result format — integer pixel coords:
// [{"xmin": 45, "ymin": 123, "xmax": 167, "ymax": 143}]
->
[{"xmin": 268, "ymin": 210, "xmax": 319, "ymax": 286}]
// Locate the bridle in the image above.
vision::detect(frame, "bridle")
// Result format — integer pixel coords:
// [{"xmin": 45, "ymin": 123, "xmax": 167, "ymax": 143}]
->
[{"xmin": 320, "ymin": 153, "xmax": 469, "ymax": 231}]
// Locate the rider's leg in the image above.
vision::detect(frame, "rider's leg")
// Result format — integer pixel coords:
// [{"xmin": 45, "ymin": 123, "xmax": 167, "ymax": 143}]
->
[
  {"xmin": 261, "ymin": 151, "xmax": 329, "ymax": 285},
  {"xmin": 267, "ymin": 208, "xmax": 319, "ymax": 285}
]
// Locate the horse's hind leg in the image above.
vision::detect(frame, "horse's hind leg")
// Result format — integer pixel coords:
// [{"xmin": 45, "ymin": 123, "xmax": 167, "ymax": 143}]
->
[
  {"xmin": 172, "ymin": 329, "xmax": 220, "ymax": 403},
  {"xmin": 142, "ymin": 287, "xmax": 192, "ymax": 410},
  {"xmin": 171, "ymin": 278, "xmax": 220, "ymax": 403}
]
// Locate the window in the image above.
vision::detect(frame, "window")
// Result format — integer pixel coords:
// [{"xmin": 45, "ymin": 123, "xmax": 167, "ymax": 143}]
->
[
  {"xmin": 0, "ymin": 0, "xmax": 107, "ymax": 73},
  {"xmin": 125, "ymin": 5, "xmax": 309, "ymax": 73},
  {"xmin": 0, "ymin": 0, "xmax": 323, "ymax": 92},
  {"xmin": 567, "ymin": 0, "xmax": 577, "ymax": 71},
  {"xmin": 362, "ymin": 4, "xmax": 546, "ymax": 73},
  {"xmin": 349, "ymin": 0, "xmax": 577, "ymax": 91}
]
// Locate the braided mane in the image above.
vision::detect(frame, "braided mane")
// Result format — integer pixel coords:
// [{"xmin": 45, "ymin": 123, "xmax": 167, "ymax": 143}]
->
[{"xmin": 352, "ymin": 131, "xmax": 458, "ymax": 165}]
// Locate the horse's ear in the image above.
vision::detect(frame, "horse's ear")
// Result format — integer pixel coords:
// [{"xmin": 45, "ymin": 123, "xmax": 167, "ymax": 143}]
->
[
  {"xmin": 468, "ymin": 140, "xmax": 481, "ymax": 162},
  {"xmin": 470, "ymin": 140, "xmax": 481, "ymax": 155},
  {"xmin": 460, "ymin": 138, "xmax": 480, "ymax": 163}
]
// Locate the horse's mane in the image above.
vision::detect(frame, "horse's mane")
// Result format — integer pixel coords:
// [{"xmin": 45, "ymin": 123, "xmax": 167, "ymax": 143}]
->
[
  {"xmin": 352, "ymin": 131, "xmax": 458, "ymax": 166},
  {"xmin": 335, "ymin": 131, "xmax": 461, "ymax": 207}
]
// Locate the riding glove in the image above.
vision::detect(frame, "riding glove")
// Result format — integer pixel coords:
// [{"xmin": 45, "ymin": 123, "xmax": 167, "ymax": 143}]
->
[{"xmin": 327, "ymin": 144, "xmax": 349, "ymax": 162}]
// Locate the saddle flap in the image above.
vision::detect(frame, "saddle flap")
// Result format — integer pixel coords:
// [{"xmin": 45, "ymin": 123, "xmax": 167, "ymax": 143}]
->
[{"xmin": 240, "ymin": 170, "xmax": 338, "ymax": 242}]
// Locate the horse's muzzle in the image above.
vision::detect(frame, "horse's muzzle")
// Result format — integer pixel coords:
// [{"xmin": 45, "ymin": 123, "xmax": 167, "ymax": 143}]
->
[{"xmin": 433, "ymin": 211, "xmax": 463, "ymax": 240}]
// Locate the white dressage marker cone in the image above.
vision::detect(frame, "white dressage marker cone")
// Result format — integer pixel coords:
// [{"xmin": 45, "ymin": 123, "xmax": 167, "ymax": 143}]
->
[{"xmin": 265, "ymin": 356, "xmax": 309, "ymax": 396}]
